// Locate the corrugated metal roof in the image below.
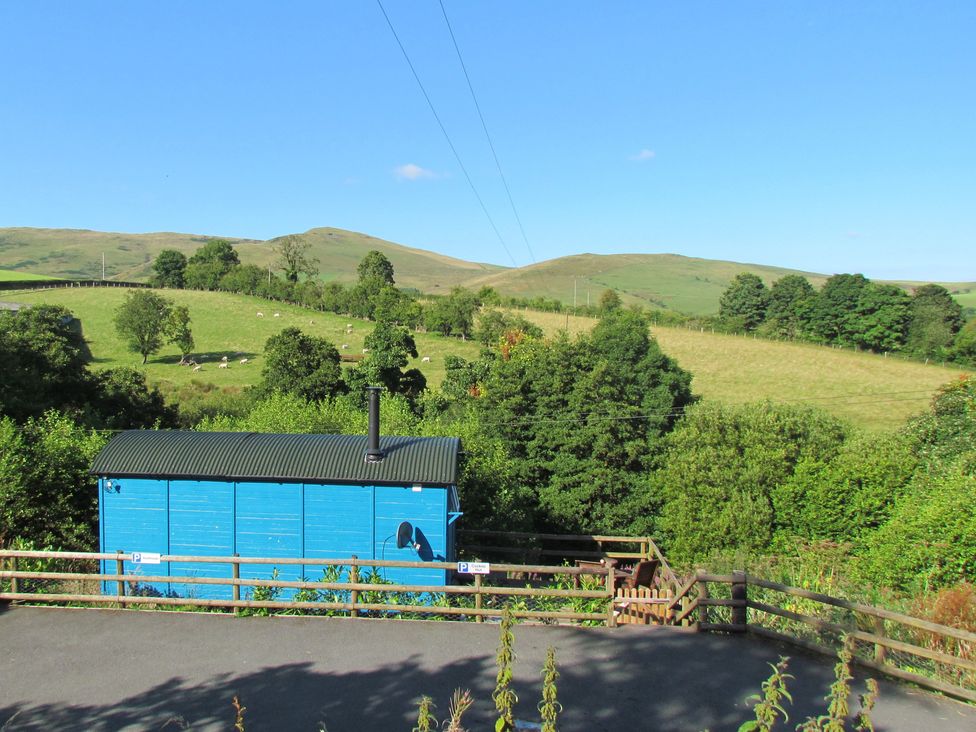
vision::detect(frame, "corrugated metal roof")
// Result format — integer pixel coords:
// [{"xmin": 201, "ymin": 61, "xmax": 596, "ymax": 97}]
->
[{"xmin": 91, "ymin": 431, "xmax": 460, "ymax": 486}]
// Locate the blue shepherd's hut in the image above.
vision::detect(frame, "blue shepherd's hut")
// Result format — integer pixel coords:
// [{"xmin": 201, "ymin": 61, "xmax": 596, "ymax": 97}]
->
[{"xmin": 90, "ymin": 389, "xmax": 462, "ymax": 599}]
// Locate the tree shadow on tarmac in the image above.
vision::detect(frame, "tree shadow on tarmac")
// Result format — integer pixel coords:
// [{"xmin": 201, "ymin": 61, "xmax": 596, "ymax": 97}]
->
[{"xmin": 0, "ymin": 623, "xmax": 969, "ymax": 731}]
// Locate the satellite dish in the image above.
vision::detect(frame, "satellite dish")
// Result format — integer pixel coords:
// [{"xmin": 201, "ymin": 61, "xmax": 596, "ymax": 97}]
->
[{"xmin": 396, "ymin": 521, "xmax": 414, "ymax": 549}]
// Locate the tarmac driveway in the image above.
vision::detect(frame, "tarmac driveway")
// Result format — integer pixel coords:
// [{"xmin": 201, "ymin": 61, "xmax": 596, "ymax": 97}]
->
[{"xmin": 1, "ymin": 605, "xmax": 974, "ymax": 731}]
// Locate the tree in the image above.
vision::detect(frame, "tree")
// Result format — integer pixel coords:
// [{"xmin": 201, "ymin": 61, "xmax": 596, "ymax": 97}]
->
[
  {"xmin": 0, "ymin": 411, "xmax": 108, "ymax": 550},
  {"xmin": 260, "ymin": 328, "xmax": 344, "ymax": 401},
  {"xmin": 598, "ymin": 289, "xmax": 622, "ymax": 313},
  {"xmin": 808, "ymin": 274, "xmax": 870, "ymax": 345},
  {"xmin": 765, "ymin": 275, "xmax": 815, "ymax": 338},
  {"xmin": 150, "ymin": 249, "xmax": 188, "ymax": 288},
  {"xmin": 719, "ymin": 273, "xmax": 770, "ymax": 330},
  {"xmin": 426, "ymin": 287, "xmax": 479, "ymax": 339},
  {"xmin": 907, "ymin": 284, "xmax": 964, "ymax": 359},
  {"xmin": 656, "ymin": 402, "xmax": 848, "ymax": 563},
  {"xmin": 165, "ymin": 305, "xmax": 194, "ymax": 361},
  {"xmin": 114, "ymin": 290, "xmax": 173, "ymax": 364},
  {"xmin": 468, "ymin": 309, "xmax": 694, "ymax": 534},
  {"xmin": 357, "ymin": 250, "xmax": 395, "ymax": 289},
  {"xmin": 273, "ymin": 234, "xmax": 319, "ymax": 283},
  {"xmin": 347, "ymin": 322, "xmax": 425, "ymax": 400},
  {"xmin": 953, "ymin": 319, "xmax": 976, "ymax": 366},
  {"xmin": 86, "ymin": 368, "xmax": 176, "ymax": 430},
  {"xmin": 0, "ymin": 305, "xmax": 91, "ymax": 421},
  {"xmin": 852, "ymin": 283, "xmax": 910, "ymax": 352},
  {"xmin": 185, "ymin": 239, "xmax": 240, "ymax": 290}
]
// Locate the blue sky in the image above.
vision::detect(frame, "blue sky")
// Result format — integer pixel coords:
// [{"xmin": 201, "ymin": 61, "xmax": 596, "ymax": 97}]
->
[{"xmin": 1, "ymin": 1, "xmax": 973, "ymax": 280}]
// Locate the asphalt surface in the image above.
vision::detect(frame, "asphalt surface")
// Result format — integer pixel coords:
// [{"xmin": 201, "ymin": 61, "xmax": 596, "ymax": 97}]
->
[{"xmin": 1, "ymin": 605, "xmax": 974, "ymax": 731}]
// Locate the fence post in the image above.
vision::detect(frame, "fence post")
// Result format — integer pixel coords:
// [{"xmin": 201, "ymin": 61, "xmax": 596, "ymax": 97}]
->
[
  {"xmin": 10, "ymin": 556, "xmax": 18, "ymax": 595},
  {"xmin": 640, "ymin": 539, "xmax": 649, "ymax": 561},
  {"xmin": 232, "ymin": 554, "xmax": 240, "ymax": 615},
  {"xmin": 474, "ymin": 573, "xmax": 483, "ymax": 622},
  {"xmin": 873, "ymin": 617, "xmax": 887, "ymax": 664},
  {"xmin": 697, "ymin": 577, "xmax": 709, "ymax": 627},
  {"xmin": 115, "ymin": 551, "xmax": 126, "ymax": 609},
  {"xmin": 731, "ymin": 571, "xmax": 747, "ymax": 631},
  {"xmin": 605, "ymin": 562, "xmax": 617, "ymax": 628},
  {"xmin": 349, "ymin": 555, "xmax": 359, "ymax": 618}
]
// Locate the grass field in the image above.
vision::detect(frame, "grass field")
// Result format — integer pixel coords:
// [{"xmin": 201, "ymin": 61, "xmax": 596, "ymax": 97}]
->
[
  {"xmin": 518, "ymin": 310, "xmax": 972, "ymax": 432},
  {"xmin": 9, "ymin": 288, "xmax": 481, "ymax": 392},
  {"xmin": 0, "ymin": 268, "xmax": 59, "ymax": 281},
  {"xmin": 9, "ymin": 286, "xmax": 970, "ymax": 432}
]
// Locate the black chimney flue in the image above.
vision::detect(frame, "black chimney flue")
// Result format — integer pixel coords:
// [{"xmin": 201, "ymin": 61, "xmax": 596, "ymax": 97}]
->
[{"xmin": 365, "ymin": 386, "xmax": 384, "ymax": 463}]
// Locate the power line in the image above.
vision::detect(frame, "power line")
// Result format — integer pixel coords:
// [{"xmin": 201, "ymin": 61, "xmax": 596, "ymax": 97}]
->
[
  {"xmin": 374, "ymin": 0, "xmax": 519, "ymax": 267},
  {"xmin": 437, "ymin": 0, "xmax": 536, "ymax": 264}
]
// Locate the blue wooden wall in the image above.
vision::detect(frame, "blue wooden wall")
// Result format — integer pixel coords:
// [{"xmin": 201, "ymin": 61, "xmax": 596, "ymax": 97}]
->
[{"xmin": 100, "ymin": 478, "xmax": 453, "ymax": 600}]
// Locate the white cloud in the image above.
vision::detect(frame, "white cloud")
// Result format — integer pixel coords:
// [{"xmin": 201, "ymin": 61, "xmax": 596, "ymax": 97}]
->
[
  {"xmin": 630, "ymin": 149, "xmax": 656, "ymax": 161},
  {"xmin": 394, "ymin": 163, "xmax": 437, "ymax": 180}
]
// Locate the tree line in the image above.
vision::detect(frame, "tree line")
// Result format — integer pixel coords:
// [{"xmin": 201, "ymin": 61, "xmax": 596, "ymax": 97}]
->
[{"xmin": 718, "ymin": 272, "xmax": 975, "ymax": 364}]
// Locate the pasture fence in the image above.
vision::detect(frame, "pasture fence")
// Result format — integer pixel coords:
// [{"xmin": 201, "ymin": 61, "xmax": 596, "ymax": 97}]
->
[{"xmin": 667, "ymin": 570, "xmax": 976, "ymax": 703}]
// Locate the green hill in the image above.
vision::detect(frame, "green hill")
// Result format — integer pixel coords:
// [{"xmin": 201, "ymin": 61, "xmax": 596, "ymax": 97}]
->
[
  {"xmin": 0, "ymin": 227, "xmax": 503, "ymax": 291},
  {"xmin": 1, "ymin": 227, "xmax": 972, "ymax": 316},
  {"xmin": 465, "ymin": 253, "xmax": 832, "ymax": 315}
]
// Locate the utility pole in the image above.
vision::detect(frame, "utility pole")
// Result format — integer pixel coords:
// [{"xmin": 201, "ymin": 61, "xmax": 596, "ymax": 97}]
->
[
  {"xmin": 573, "ymin": 278, "xmax": 577, "ymax": 315},
  {"xmin": 101, "ymin": 252, "xmax": 105, "ymax": 281}
]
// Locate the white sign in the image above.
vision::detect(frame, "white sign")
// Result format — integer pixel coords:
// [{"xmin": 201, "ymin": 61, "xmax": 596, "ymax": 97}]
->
[
  {"xmin": 457, "ymin": 561, "xmax": 490, "ymax": 575},
  {"xmin": 131, "ymin": 552, "xmax": 161, "ymax": 565}
]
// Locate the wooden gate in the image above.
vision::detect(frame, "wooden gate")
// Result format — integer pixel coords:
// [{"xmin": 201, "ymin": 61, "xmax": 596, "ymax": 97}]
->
[{"xmin": 615, "ymin": 587, "xmax": 673, "ymax": 625}]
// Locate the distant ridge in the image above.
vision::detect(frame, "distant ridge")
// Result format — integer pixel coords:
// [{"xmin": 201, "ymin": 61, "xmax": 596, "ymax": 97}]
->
[{"xmin": 0, "ymin": 227, "xmax": 971, "ymax": 315}]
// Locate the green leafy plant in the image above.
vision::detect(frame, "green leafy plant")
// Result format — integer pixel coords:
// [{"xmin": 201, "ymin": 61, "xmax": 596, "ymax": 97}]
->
[
  {"xmin": 412, "ymin": 695, "xmax": 437, "ymax": 732},
  {"xmin": 492, "ymin": 607, "xmax": 518, "ymax": 732},
  {"xmin": 738, "ymin": 657, "xmax": 793, "ymax": 732},
  {"xmin": 539, "ymin": 646, "xmax": 562, "ymax": 732}
]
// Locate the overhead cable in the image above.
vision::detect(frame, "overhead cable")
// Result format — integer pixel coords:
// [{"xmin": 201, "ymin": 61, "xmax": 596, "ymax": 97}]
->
[
  {"xmin": 438, "ymin": 0, "xmax": 536, "ymax": 263},
  {"xmin": 375, "ymin": 0, "xmax": 519, "ymax": 267}
]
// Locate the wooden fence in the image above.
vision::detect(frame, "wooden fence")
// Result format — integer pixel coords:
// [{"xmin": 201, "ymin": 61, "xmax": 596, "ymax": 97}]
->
[
  {"xmin": 667, "ymin": 571, "xmax": 976, "ymax": 704},
  {"xmin": 0, "ymin": 549, "xmax": 629, "ymax": 626},
  {"xmin": 458, "ymin": 530, "xmax": 681, "ymax": 590}
]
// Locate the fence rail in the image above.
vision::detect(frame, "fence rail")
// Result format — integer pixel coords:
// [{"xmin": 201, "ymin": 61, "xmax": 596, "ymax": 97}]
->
[
  {"xmin": 0, "ymin": 549, "xmax": 619, "ymax": 626},
  {"xmin": 667, "ymin": 570, "xmax": 976, "ymax": 704}
]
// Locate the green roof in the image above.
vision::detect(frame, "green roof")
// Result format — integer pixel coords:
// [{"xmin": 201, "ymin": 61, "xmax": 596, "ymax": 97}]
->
[{"xmin": 91, "ymin": 431, "xmax": 460, "ymax": 486}]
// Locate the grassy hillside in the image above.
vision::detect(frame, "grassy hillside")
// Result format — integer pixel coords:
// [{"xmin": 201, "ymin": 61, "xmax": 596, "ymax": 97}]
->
[
  {"xmin": 519, "ymin": 310, "xmax": 971, "ymax": 432},
  {"xmin": 8, "ymin": 287, "xmax": 481, "ymax": 390},
  {"xmin": 3, "ymin": 227, "xmax": 972, "ymax": 316},
  {"xmin": 0, "ymin": 227, "xmax": 503, "ymax": 291},
  {"xmin": 468, "ymin": 253, "xmax": 831, "ymax": 315},
  {"xmin": 0, "ymin": 268, "xmax": 59, "ymax": 281},
  {"xmin": 7, "ymin": 284, "xmax": 970, "ymax": 430}
]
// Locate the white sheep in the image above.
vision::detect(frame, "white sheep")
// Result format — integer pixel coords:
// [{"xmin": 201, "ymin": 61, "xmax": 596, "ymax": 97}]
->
[
  {"xmin": 192, "ymin": 365, "xmax": 203, "ymax": 372},
  {"xmin": 221, "ymin": 356, "xmax": 228, "ymax": 362},
  {"xmin": 273, "ymin": 312, "xmax": 281, "ymax": 318},
  {"xmin": 421, "ymin": 356, "xmax": 431, "ymax": 363},
  {"xmin": 256, "ymin": 312, "xmax": 264, "ymax": 317},
  {"xmin": 341, "ymin": 344, "xmax": 349, "ymax": 350},
  {"xmin": 239, "ymin": 358, "xmax": 249, "ymax": 365},
  {"xmin": 362, "ymin": 347, "xmax": 370, "ymax": 354},
  {"xmin": 218, "ymin": 362, "xmax": 229, "ymax": 369}
]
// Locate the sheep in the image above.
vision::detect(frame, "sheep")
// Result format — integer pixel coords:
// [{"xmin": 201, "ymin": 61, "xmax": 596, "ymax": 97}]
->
[
  {"xmin": 341, "ymin": 344, "xmax": 349, "ymax": 350},
  {"xmin": 273, "ymin": 312, "xmax": 281, "ymax": 318},
  {"xmin": 239, "ymin": 358, "xmax": 249, "ymax": 365},
  {"xmin": 221, "ymin": 356, "xmax": 228, "ymax": 362},
  {"xmin": 362, "ymin": 347, "xmax": 370, "ymax": 354},
  {"xmin": 421, "ymin": 356, "xmax": 431, "ymax": 363},
  {"xmin": 218, "ymin": 361, "xmax": 229, "ymax": 369},
  {"xmin": 256, "ymin": 312, "xmax": 264, "ymax": 317},
  {"xmin": 192, "ymin": 365, "xmax": 203, "ymax": 372},
  {"xmin": 346, "ymin": 324, "xmax": 352, "ymax": 329}
]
